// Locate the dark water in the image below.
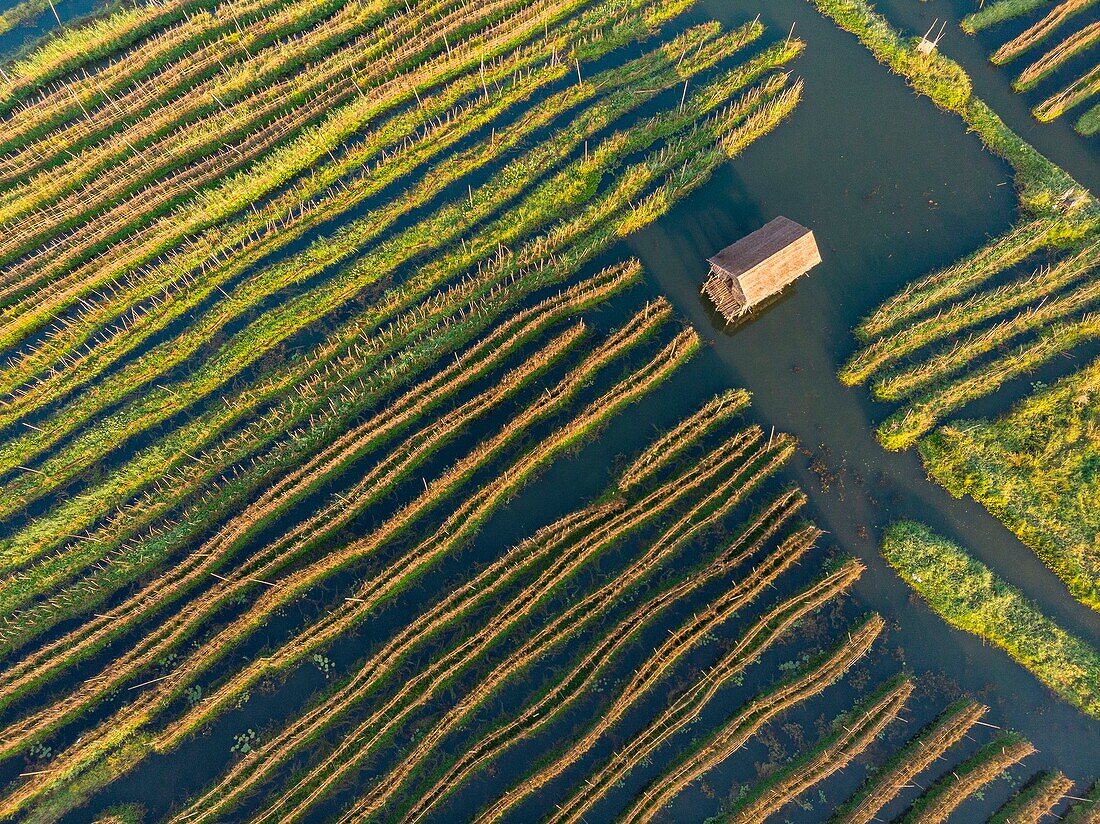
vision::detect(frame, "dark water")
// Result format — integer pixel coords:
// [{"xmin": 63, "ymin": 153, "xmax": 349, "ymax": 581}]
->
[{"xmin": 2, "ymin": 0, "xmax": 1099, "ymax": 820}]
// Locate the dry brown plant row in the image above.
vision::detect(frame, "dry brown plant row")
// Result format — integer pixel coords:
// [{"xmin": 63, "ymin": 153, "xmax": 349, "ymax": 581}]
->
[
  {"xmin": 0, "ymin": 314, "xmax": 587, "ymax": 758},
  {"xmin": 551, "ymin": 585, "xmax": 879, "ymax": 824},
  {"xmin": 0, "ymin": 263, "xmax": 638, "ymax": 706},
  {"xmin": 171, "ymin": 498, "xmax": 622, "ymax": 823},
  {"xmin": 992, "ymin": 0, "xmax": 1098, "ymax": 64},
  {"xmin": 615, "ymin": 614, "xmax": 885, "ymax": 824},
  {"xmin": 335, "ymin": 440, "xmax": 801, "ymax": 823},
  {"xmin": 899, "ymin": 737, "xmax": 1037, "ymax": 824},
  {"xmin": 618, "ymin": 387, "xmax": 751, "ymax": 492},
  {"xmin": 419, "ymin": 491, "xmax": 808, "ymax": 824},
  {"xmin": 991, "ymin": 771, "xmax": 1074, "ymax": 824},
  {"xmin": 832, "ymin": 699, "xmax": 988, "ymax": 824},
  {"xmin": 724, "ymin": 678, "xmax": 914, "ymax": 824},
  {"xmin": 0, "ymin": 316, "xmax": 693, "ymax": 819},
  {"xmin": 1015, "ymin": 21, "xmax": 1100, "ymax": 90}
]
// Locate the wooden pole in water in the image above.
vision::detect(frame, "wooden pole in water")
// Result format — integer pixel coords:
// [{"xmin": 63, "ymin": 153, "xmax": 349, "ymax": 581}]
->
[{"xmin": 46, "ymin": 0, "xmax": 62, "ymax": 26}]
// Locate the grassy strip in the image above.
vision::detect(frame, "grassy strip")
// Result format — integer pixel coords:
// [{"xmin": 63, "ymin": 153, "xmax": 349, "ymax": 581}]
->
[
  {"xmin": 877, "ymin": 310, "xmax": 1100, "ymax": 449},
  {"xmin": 0, "ymin": 0, "xmax": 315, "ymax": 158},
  {"xmin": 0, "ymin": 318, "xmax": 694, "ymax": 820},
  {"xmin": 963, "ymin": 0, "xmax": 1059, "ymax": 33},
  {"xmin": 842, "ymin": 237, "xmax": 1100, "ymax": 386},
  {"xmin": 830, "ymin": 699, "xmax": 987, "ymax": 824},
  {"xmin": 563, "ymin": 613, "xmax": 884, "ymax": 824},
  {"xmin": 0, "ymin": 0, "xmax": 381, "ymax": 184},
  {"xmin": 920, "ymin": 360, "xmax": 1100, "ymax": 611},
  {"xmin": 0, "ymin": 0, "xmax": 585, "ymax": 326},
  {"xmin": 176, "ymin": 420, "xmax": 767, "ymax": 823},
  {"xmin": 0, "ymin": 0, "xmax": 680, "ymax": 397},
  {"xmin": 273, "ymin": 432, "xmax": 793, "ymax": 823},
  {"xmin": 0, "ymin": 0, "xmax": 220, "ymax": 106},
  {"xmin": 337, "ymin": 439, "xmax": 801, "ymax": 823},
  {"xmin": 989, "ymin": 771, "xmax": 1074, "ymax": 824},
  {"xmin": 898, "ymin": 735, "xmax": 1036, "ymax": 824},
  {"xmin": 0, "ymin": 45, "xmax": 801, "ymax": 519},
  {"xmin": 439, "ymin": 495, "xmax": 811, "ymax": 824},
  {"xmin": 618, "ymin": 388, "xmax": 751, "ymax": 492},
  {"xmin": 873, "ymin": 252, "xmax": 1100, "ymax": 400},
  {"xmin": 1015, "ymin": 21, "xmax": 1100, "ymax": 90},
  {"xmin": 0, "ymin": 18, "xmax": 746, "ymax": 428},
  {"xmin": 992, "ymin": 0, "xmax": 1099, "ymax": 64},
  {"xmin": 883, "ymin": 521, "xmax": 1100, "ymax": 716},
  {"xmin": 720, "ymin": 677, "xmax": 913, "ymax": 824},
  {"xmin": 0, "ymin": 0, "xmax": 510, "ymax": 268},
  {"xmin": 1034, "ymin": 61, "xmax": 1100, "ymax": 121},
  {"xmin": 1076, "ymin": 99, "xmax": 1100, "ymax": 133}
]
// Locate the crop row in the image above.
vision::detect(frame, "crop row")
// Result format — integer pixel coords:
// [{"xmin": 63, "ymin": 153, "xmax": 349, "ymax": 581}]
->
[
  {"xmin": 989, "ymin": 771, "xmax": 1075, "ymax": 824},
  {"xmin": 336, "ymin": 437, "xmax": 801, "ymax": 823},
  {"xmin": 0, "ymin": 0, "xmax": 386, "ymax": 182},
  {"xmin": 831, "ymin": 698, "xmax": 987, "ymax": 824},
  {"xmin": 0, "ymin": 27, "xmax": 788, "ymax": 499},
  {"xmin": 0, "ymin": 56, "xmax": 794, "ymax": 652},
  {"xmin": 0, "ymin": 18, "xmax": 751, "ymax": 432},
  {"xmin": 721, "ymin": 677, "xmax": 913, "ymax": 824},
  {"xmin": 618, "ymin": 387, "xmax": 751, "ymax": 492},
  {"xmin": 0, "ymin": 316, "xmax": 696, "ymax": 819},
  {"xmin": 0, "ymin": 0, "xmax": 528, "ymax": 273},
  {"xmin": 0, "ymin": 0, "xmax": 327, "ymax": 157},
  {"xmin": 469, "ymin": 495, "xmax": 820, "ymax": 824},
  {"xmin": 0, "ymin": 262, "xmax": 637, "ymax": 723},
  {"xmin": 553, "ymin": 609, "xmax": 881, "ymax": 824},
  {"xmin": 177, "ymin": 413, "xmax": 774, "ymax": 822},
  {"xmin": 0, "ymin": 0, "xmax": 699, "ymax": 389},
  {"xmin": 899, "ymin": 735, "xmax": 1036, "ymax": 823}
]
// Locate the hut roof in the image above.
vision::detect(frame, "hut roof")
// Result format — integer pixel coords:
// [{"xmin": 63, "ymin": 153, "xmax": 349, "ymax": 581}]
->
[{"xmin": 706, "ymin": 216, "xmax": 821, "ymax": 311}]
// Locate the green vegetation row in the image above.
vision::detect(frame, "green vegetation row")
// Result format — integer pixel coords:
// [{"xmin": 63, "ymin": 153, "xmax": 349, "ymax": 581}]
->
[
  {"xmin": 883, "ymin": 521, "xmax": 1100, "ymax": 716},
  {"xmin": 0, "ymin": 0, "xmax": 695, "ymax": 395},
  {"xmin": 0, "ymin": 18, "xmax": 760, "ymax": 437},
  {"xmin": 0, "ymin": 0, "xmax": 533, "ymax": 278},
  {"xmin": 920, "ymin": 360, "xmax": 1100, "ymax": 611},
  {"xmin": 0, "ymin": 0, "xmax": 318, "ymax": 156},
  {"xmin": 0, "ymin": 0, "xmax": 387, "ymax": 182}
]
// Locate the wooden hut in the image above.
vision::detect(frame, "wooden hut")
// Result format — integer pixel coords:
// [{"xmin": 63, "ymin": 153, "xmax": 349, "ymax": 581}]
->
[{"xmin": 702, "ymin": 216, "xmax": 821, "ymax": 321}]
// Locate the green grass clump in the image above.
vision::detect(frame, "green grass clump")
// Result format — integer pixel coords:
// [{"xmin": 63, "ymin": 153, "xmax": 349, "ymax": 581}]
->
[
  {"xmin": 883, "ymin": 520, "xmax": 1100, "ymax": 716},
  {"xmin": 920, "ymin": 360, "xmax": 1100, "ymax": 611},
  {"xmin": 961, "ymin": 0, "xmax": 1057, "ymax": 33}
]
